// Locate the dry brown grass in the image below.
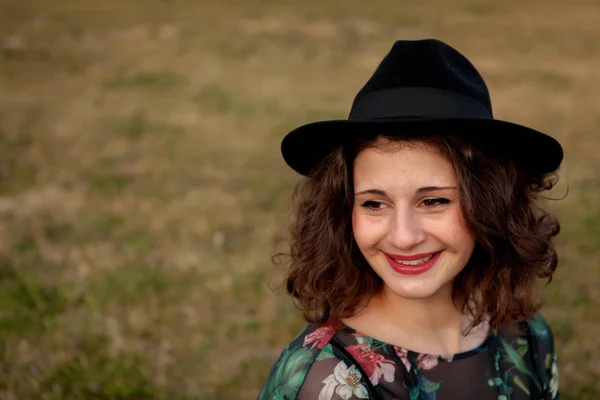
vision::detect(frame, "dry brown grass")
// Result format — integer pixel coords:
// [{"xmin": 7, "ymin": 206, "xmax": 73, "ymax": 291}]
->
[{"xmin": 0, "ymin": 0, "xmax": 599, "ymax": 398}]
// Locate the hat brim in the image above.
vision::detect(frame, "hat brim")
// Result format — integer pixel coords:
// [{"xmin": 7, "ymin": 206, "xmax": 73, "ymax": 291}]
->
[{"xmin": 281, "ymin": 117, "xmax": 563, "ymax": 176}]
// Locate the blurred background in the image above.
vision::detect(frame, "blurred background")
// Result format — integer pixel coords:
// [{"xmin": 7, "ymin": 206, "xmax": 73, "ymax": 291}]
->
[{"xmin": 0, "ymin": 0, "xmax": 599, "ymax": 399}]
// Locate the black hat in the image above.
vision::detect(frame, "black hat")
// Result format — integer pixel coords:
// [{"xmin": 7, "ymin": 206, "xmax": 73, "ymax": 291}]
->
[{"xmin": 281, "ymin": 39, "xmax": 563, "ymax": 176}]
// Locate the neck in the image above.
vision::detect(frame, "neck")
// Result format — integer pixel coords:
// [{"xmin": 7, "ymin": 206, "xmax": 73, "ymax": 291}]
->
[
  {"xmin": 349, "ymin": 284, "xmax": 488, "ymax": 356},
  {"xmin": 379, "ymin": 284, "xmax": 465, "ymax": 333}
]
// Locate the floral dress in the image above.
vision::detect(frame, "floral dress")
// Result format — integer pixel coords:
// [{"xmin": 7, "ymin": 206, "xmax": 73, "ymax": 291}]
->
[{"xmin": 258, "ymin": 313, "xmax": 559, "ymax": 400}]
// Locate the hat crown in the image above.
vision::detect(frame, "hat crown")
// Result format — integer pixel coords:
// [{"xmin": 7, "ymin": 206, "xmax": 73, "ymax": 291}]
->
[{"xmin": 349, "ymin": 39, "xmax": 492, "ymax": 119}]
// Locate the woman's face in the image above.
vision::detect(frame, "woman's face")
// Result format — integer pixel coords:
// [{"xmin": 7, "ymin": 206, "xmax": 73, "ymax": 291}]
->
[{"xmin": 352, "ymin": 140, "xmax": 475, "ymax": 301}]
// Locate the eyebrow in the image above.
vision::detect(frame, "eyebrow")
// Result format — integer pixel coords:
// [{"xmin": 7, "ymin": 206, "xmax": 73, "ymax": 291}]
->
[{"xmin": 354, "ymin": 186, "xmax": 457, "ymax": 196}]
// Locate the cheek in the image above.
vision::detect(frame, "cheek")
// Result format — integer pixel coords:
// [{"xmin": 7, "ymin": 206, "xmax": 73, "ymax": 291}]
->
[
  {"xmin": 352, "ymin": 209, "xmax": 381, "ymax": 250},
  {"xmin": 449, "ymin": 208, "xmax": 476, "ymax": 252}
]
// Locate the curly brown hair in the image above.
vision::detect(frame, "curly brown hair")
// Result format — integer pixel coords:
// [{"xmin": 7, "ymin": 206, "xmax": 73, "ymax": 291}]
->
[{"xmin": 282, "ymin": 133, "xmax": 560, "ymax": 332}]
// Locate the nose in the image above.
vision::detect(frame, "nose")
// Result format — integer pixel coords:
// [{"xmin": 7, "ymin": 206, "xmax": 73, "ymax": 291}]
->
[{"xmin": 386, "ymin": 207, "xmax": 427, "ymax": 250}]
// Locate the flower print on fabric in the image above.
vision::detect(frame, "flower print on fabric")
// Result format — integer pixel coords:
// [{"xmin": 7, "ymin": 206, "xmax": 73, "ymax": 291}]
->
[
  {"xmin": 416, "ymin": 353, "xmax": 439, "ymax": 370},
  {"xmin": 393, "ymin": 345, "xmax": 455, "ymax": 373},
  {"xmin": 304, "ymin": 326, "xmax": 336, "ymax": 350},
  {"xmin": 345, "ymin": 343, "xmax": 396, "ymax": 385},
  {"xmin": 319, "ymin": 361, "xmax": 369, "ymax": 400},
  {"xmin": 393, "ymin": 346, "xmax": 413, "ymax": 373},
  {"xmin": 417, "ymin": 352, "xmax": 454, "ymax": 370}
]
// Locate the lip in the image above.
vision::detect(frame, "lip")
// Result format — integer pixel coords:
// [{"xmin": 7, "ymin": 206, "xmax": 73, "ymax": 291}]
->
[{"xmin": 384, "ymin": 251, "xmax": 443, "ymax": 275}]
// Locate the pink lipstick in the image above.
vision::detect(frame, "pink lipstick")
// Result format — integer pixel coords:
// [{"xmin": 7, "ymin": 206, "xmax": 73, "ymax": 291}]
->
[{"xmin": 384, "ymin": 251, "xmax": 442, "ymax": 275}]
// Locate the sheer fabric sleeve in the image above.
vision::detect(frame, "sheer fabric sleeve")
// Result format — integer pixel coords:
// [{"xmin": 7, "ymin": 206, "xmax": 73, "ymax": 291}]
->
[{"xmin": 297, "ymin": 343, "xmax": 372, "ymax": 400}]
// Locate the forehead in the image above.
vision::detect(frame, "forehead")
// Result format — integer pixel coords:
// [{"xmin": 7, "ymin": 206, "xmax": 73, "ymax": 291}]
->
[{"xmin": 353, "ymin": 141, "xmax": 457, "ymax": 189}]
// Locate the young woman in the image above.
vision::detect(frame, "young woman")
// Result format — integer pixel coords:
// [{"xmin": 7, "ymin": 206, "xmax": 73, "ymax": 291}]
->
[{"xmin": 258, "ymin": 39, "xmax": 562, "ymax": 400}]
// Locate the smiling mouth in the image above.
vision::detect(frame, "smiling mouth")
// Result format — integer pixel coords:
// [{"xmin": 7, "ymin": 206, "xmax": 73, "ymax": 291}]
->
[
  {"xmin": 391, "ymin": 253, "xmax": 437, "ymax": 266},
  {"xmin": 384, "ymin": 251, "xmax": 443, "ymax": 275}
]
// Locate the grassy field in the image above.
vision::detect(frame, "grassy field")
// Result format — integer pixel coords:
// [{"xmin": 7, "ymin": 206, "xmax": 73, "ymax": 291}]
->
[{"xmin": 0, "ymin": 0, "xmax": 599, "ymax": 398}]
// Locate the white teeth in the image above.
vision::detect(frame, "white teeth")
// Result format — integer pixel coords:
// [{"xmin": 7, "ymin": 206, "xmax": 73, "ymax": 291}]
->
[{"xmin": 393, "ymin": 253, "xmax": 435, "ymax": 266}]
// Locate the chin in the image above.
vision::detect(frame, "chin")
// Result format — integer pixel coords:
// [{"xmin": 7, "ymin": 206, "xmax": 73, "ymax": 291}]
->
[{"xmin": 385, "ymin": 282, "xmax": 446, "ymax": 301}]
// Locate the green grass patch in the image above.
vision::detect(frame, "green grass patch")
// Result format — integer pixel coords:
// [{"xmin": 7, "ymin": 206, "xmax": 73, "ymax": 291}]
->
[
  {"xmin": 115, "ymin": 113, "xmax": 152, "ymax": 140},
  {"xmin": 104, "ymin": 71, "xmax": 187, "ymax": 90},
  {"xmin": 0, "ymin": 121, "xmax": 38, "ymax": 194},
  {"xmin": 86, "ymin": 213, "xmax": 126, "ymax": 236},
  {"xmin": 82, "ymin": 266, "xmax": 171, "ymax": 309},
  {"xmin": 0, "ymin": 259, "xmax": 70, "ymax": 336},
  {"xmin": 116, "ymin": 230, "xmax": 157, "ymax": 253},
  {"xmin": 89, "ymin": 171, "xmax": 131, "ymax": 195},
  {"xmin": 521, "ymin": 70, "xmax": 572, "ymax": 91},
  {"xmin": 563, "ymin": 385, "xmax": 599, "ymax": 400},
  {"xmin": 12, "ymin": 233, "xmax": 39, "ymax": 257},
  {"xmin": 38, "ymin": 335, "xmax": 160, "ymax": 400},
  {"xmin": 195, "ymin": 83, "xmax": 256, "ymax": 115}
]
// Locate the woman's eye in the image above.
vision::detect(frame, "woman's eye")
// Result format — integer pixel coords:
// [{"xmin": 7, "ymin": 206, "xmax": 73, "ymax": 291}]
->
[
  {"xmin": 361, "ymin": 200, "xmax": 385, "ymax": 210},
  {"xmin": 422, "ymin": 198, "xmax": 450, "ymax": 207}
]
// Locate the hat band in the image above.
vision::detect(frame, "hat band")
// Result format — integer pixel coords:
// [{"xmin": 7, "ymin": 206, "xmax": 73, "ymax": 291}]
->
[{"xmin": 349, "ymin": 87, "xmax": 493, "ymax": 120}]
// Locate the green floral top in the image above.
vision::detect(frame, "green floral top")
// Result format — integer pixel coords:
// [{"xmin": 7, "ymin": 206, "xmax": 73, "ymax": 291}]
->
[{"xmin": 258, "ymin": 313, "xmax": 559, "ymax": 400}]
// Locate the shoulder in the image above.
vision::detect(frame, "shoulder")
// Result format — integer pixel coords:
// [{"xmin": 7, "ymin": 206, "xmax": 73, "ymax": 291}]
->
[
  {"xmin": 529, "ymin": 313, "xmax": 559, "ymax": 398},
  {"xmin": 258, "ymin": 325, "xmax": 337, "ymax": 400},
  {"xmin": 526, "ymin": 312, "xmax": 555, "ymax": 360},
  {"xmin": 259, "ymin": 325, "xmax": 381, "ymax": 400},
  {"xmin": 504, "ymin": 312, "xmax": 555, "ymax": 364},
  {"xmin": 497, "ymin": 313, "xmax": 556, "ymax": 375},
  {"xmin": 525, "ymin": 312, "xmax": 559, "ymax": 396},
  {"xmin": 527, "ymin": 312, "xmax": 554, "ymax": 341}
]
